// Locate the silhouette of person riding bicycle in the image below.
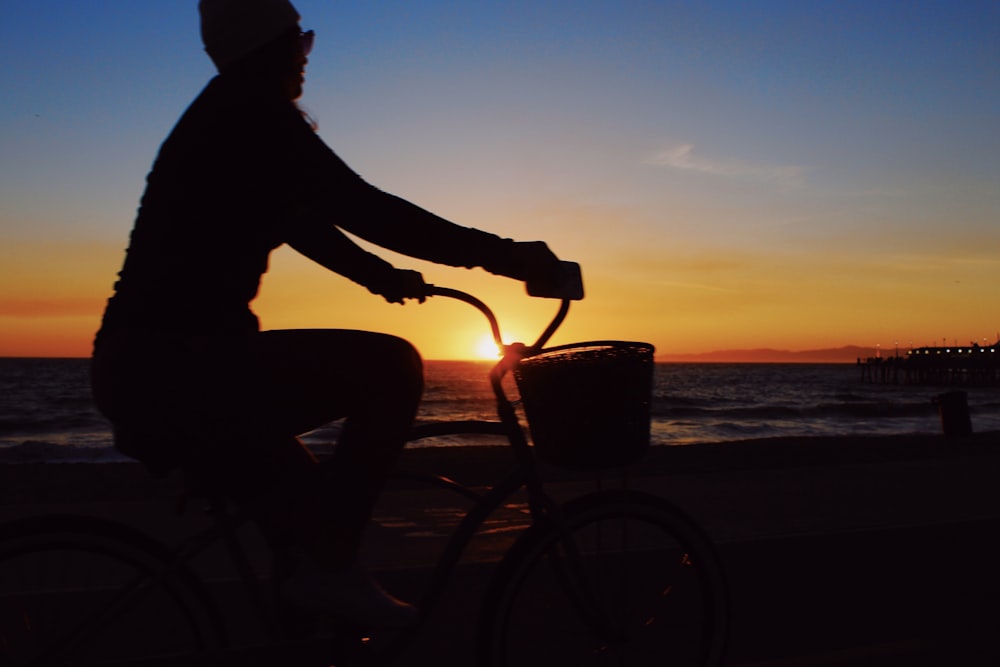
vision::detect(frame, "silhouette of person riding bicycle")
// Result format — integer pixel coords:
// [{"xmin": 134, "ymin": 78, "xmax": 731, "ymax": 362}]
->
[
  {"xmin": 0, "ymin": 2, "xmax": 730, "ymax": 663},
  {"xmin": 90, "ymin": 0, "xmax": 569, "ymax": 629}
]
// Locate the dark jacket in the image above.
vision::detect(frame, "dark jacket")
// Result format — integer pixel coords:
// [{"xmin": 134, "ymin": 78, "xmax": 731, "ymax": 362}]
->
[{"xmin": 98, "ymin": 73, "xmax": 511, "ymax": 340}]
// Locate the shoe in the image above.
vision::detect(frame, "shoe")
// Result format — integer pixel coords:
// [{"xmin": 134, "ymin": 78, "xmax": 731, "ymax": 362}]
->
[{"xmin": 278, "ymin": 557, "xmax": 418, "ymax": 629}]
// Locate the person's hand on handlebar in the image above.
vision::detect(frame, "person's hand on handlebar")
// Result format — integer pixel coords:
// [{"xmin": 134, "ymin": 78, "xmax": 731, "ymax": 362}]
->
[
  {"xmin": 367, "ymin": 268, "xmax": 428, "ymax": 304},
  {"xmin": 486, "ymin": 240, "xmax": 564, "ymax": 285},
  {"xmin": 484, "ymin": 241, "xmax": 582, "ymax": 299}
]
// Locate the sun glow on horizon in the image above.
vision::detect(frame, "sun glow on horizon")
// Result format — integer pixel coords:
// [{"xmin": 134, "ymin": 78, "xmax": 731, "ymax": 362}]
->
[{"xmin": 474, "ymin": 333, "xmax": 503, "ymax": 360}]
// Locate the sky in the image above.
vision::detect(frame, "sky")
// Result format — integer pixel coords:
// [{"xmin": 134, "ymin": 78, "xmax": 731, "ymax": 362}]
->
[{"xmin": 1, "ymin": 1, "xmax": 998, "ymax": 360}]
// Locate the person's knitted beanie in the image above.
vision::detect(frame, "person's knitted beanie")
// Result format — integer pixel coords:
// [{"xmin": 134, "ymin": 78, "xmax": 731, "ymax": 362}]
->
[{"xmin": 199, "ymin": 0, "xmax": 300, "ymax": 71}]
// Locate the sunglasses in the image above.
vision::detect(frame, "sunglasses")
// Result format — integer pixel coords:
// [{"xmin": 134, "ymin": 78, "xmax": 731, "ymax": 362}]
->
[{"xmin": 300, "ymin": 29, "xmax": 315, "ymax": 57}]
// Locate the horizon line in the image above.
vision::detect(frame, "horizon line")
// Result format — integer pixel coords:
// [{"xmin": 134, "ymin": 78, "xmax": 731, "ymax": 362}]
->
[{"xmin": 1, "ymin": 343, "xmax": 879, "ymax": 365}]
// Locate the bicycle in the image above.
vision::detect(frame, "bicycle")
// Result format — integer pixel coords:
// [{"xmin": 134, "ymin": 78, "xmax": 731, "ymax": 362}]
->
[{"xmin": 0, "ymin": 274, "xmax": 728, "ymax": 666}]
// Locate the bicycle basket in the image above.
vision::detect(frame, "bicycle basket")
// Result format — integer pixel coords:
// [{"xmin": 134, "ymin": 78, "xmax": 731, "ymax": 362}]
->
[{"xmin": 514, "ymin": 341, "xmax": 655, "ymax": 470}]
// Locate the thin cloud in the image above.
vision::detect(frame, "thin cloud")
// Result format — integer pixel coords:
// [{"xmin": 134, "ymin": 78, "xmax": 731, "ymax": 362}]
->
[
  {"xmin": 646, "ymin": 144, "xmax": 809, "ymax": 189},
  {"xmin": 661, "ymin": 280, "xmax": 739, "ymax": 293},
  {"xmin": 880, "ymin": 252, "xmax": 1000, "ymax": 272}
]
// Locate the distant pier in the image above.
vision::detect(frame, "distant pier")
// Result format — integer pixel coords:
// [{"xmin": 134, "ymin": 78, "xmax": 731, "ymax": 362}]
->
[{"xmin": 860, "ymin": 342, "xmax": 999, "ymax": 386}]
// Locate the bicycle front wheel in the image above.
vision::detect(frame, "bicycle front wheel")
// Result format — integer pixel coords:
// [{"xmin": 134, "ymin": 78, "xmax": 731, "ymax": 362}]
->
[
  {"xmin": 0, "ymin": 514, "xmax": 226, "ymax": 666},
  {"xmin": 478, "ymin": 489, "xmax": 728, "ymax": 666}
]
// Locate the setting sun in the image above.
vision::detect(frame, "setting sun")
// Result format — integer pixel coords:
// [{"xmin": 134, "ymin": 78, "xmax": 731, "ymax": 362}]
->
[{"xmin": 474, "ymin": 333, "xmax": 502, "ymax": 360}]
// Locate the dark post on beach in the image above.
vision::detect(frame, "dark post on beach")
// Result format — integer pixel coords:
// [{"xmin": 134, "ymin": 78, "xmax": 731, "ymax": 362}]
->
[{"xmin": 934, "ymin": 390, "xmax": 973, "ymax": 437}]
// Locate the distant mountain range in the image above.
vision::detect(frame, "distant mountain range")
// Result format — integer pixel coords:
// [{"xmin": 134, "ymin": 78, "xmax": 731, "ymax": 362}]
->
[{"xmin": 658, "ymin": 346, "xmax": 878, "ymax": 363}]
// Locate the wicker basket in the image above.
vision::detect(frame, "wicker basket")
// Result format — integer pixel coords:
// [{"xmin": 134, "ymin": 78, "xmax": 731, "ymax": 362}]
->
[{"xmin": 514, "ymin": 341, "xmax": 654, "ymax": 470}]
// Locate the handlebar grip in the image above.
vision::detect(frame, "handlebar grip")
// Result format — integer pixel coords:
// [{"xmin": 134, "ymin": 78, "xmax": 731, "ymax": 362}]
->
[{"xmin": 526, "ymin": 261, "xmax": 584, "ymax": 300}]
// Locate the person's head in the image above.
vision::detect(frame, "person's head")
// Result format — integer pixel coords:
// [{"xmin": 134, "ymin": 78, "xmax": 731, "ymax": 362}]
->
[{"xmin": 198, "ymin": 0, "xmax": 313, "ymax": 99}]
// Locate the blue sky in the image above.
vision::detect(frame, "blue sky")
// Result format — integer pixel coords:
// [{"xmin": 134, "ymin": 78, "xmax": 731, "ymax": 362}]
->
[{"xmin": 1, "ymin": 1, "xmax": 998, "ymax": 358}]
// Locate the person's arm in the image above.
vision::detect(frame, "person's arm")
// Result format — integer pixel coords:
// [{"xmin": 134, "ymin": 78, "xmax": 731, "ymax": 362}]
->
[
  {"xmin": 289, "ymin": 123, "xmax": 563, "ymax": 284},
  {"xmin": 338, "ymin": 183, "xmax": 513, "ymax": 270},
  {"xmin": 285, "ymin": 221, "xmax": 428, "ymax": 303}
]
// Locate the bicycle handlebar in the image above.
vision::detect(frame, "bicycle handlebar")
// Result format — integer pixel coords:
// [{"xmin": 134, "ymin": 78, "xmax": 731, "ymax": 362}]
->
[
  {"xmin": 426, "ymin": 286, "xmax": 504, "ymax": 347},
  {"xmin": 426, "ymin": 262, "xmax": 582, "ymax": 356},
  {"xmin": 426, "ymin": 285, "xmax": 571, "ymax": 355}
]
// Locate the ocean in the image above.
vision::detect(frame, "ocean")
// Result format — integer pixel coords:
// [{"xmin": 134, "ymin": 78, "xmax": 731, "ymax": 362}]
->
[{"xmin": 2, "ymin": 357, "xmax": 999, "ymax": 464}]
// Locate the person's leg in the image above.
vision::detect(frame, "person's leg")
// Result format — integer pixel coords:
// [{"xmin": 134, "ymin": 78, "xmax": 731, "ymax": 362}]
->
[
  {"xmin": 234, "ymin": 329, "xmax": 422, "ymax": 626},
  {"xmin": 93, "ymin": 327, "xmax": 423, "ymax": 625},
  {"xmin": 91, "ymin": 328, "xmax": 327, "ymax": 550},
  {"xmin": 237, "ymin": 329, "xmax": 423, "ymax": 566}
]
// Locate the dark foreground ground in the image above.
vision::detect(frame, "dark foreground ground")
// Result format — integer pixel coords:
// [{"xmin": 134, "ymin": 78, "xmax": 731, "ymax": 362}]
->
[{"xmin": 4, "ymin": 431, "xmax": 1000, "ymax": 665}]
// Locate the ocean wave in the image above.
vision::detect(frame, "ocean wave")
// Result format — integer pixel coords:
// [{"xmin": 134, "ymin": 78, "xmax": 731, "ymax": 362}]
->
[{"xmin": 653, "ymin": 399, "xmax": 938, "ymax": 422}]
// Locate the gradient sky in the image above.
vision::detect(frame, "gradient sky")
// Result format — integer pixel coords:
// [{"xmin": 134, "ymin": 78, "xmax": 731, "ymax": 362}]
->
[{"xmin": 2, "ymin": 1, "xmax": 998, "ymax": 360}]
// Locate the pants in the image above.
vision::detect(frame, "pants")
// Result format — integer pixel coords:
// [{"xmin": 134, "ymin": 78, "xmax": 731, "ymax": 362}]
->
[{"xmin": 91, "ymin": 327, "xmax": 423, "ymax": 555}]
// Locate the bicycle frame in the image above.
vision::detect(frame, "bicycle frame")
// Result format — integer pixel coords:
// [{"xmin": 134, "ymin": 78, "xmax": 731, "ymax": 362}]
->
[
  {"xmin": 226, "ymin": 287, "xmax": 583, "ymax": 645},
  {"xmin": 381, "ymin": 287, "xmax": 578, "ymax": 636}
]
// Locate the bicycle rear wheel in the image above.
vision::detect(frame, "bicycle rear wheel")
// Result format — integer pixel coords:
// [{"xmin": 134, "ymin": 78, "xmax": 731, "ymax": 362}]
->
[
  {"xmin": 0, "ymin": 514, "xmax": 227, "ymax": 666},
  {"xmin": 478, "ymin": 489, "xmax": 727, "ymax": 666}
]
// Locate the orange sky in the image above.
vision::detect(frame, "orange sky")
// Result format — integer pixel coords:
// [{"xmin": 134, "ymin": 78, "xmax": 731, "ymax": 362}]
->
[{"xmin": 2, "ymin": 234, "xmax": 997, "ymax": 362}]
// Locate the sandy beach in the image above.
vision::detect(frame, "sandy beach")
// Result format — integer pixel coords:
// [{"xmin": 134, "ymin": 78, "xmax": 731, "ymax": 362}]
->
[{"xmin": 3, "ymin": 432, "xmax": 1000, "ymax": 665}]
